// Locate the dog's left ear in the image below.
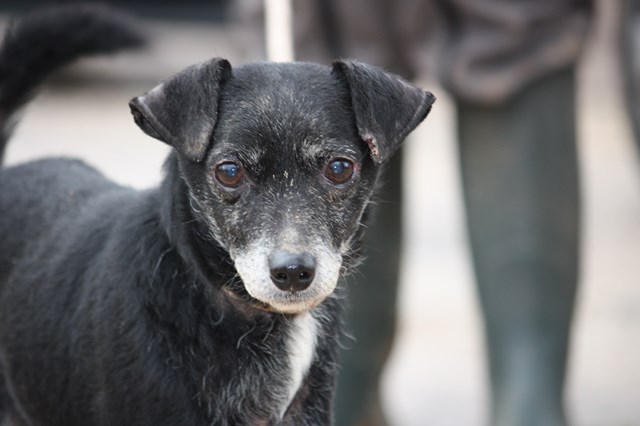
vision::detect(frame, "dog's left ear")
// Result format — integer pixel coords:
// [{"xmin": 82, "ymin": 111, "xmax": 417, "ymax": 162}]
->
[
  {"xmin": 332, "ymin": 60, "xmax": 435, "ymax": 165},
  {"xmin": 129, "ymin": 58, "xmax": 232, "ymax": 162}
]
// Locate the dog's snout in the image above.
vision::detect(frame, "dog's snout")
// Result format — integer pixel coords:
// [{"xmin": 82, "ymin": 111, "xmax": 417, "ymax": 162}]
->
[{"xmin": 269, "ymin": 251, "xmax": 316, "ymax": 293}]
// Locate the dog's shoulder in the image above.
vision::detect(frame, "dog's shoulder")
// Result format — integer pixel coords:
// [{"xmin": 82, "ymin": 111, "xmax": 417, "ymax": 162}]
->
[{"xmin": 0, "ymin": 157, "xmax": 124, "ymax": 237}]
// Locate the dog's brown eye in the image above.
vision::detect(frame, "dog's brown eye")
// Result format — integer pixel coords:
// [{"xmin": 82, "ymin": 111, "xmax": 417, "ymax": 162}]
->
[
  {"xmin": 324, "ymin": 159, "xmax": 355, "ymax": 185},
  {"xmin": 215, "ymin": 162, "xmax": 245, "ymax": 188}
]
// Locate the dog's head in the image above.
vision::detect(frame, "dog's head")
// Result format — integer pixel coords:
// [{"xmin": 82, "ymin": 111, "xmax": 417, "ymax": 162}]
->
[{"xmin": 130, "ymin": 59, "xmax": 434, "ymax": 314}]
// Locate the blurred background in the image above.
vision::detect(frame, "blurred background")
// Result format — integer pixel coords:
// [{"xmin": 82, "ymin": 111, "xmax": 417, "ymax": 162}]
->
[{"xmin": 2, "ymin": 0, "xmax": 639, "ymax": 425}]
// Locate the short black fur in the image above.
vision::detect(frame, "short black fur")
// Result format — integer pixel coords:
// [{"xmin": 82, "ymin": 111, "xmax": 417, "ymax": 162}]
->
[{"xmin": 0, "ymin": 6, "xmax": 433, "ymax": 426}]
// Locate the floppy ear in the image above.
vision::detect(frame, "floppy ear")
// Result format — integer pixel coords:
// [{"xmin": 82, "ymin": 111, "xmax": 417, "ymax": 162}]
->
[
  {"xmin": 332, "ymin": 60, "xmax": 435, "ymax": 164},
  {"xmin": 129, "ymin": 58, "xmax": 232, "ymax": 162}
]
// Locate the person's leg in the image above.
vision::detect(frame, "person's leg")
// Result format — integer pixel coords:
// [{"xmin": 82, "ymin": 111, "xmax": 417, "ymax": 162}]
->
[
  {"xmin": 334, "ymin": 151, "xmax": 403, "ymax": 426},
  {"xmin": 457, "ymin": 68, "xmax": 580, "ymax": 426}
]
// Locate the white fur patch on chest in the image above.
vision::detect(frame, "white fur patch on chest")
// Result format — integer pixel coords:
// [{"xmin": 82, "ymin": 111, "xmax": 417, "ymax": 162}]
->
[{"xmin": 280, "ymin": 312, "xmax": 318, "ymax": 418}]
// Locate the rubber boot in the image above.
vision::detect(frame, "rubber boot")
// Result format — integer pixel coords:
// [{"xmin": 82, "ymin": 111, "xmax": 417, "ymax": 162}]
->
[
  {"xmin": 334, "ymin": 150, "xmax": 403, "ymax": 426},
  {"xmin": 457, "ymin": 68, "xmax": 581, "ymax": 426}
]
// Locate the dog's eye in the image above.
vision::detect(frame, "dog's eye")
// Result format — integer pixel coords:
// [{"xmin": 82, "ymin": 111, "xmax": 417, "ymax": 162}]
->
[
  {"xmin": 324, "ymin": 159, "xmax": 355, "ymax": 185},
  {"xmin": 215, "ymin": 162, "xmax": 245, "ymax": 188}
]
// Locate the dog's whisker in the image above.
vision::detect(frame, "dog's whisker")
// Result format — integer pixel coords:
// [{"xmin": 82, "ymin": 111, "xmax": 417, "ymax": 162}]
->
[
  {"xmin": 236, "ymin": 323, "xmax": 258, "ymax": 350},
  {"xmin": 152, "ymin": 247, "xmax": 173, "ymax": 282},
  {"xmin": 261, "ymin": 317, "xmax": 278, "ymax": 345}
]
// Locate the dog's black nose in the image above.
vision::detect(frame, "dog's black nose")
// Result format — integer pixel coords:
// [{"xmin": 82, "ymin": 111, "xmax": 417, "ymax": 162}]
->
[{"xmin": 269, "ymin": 251, "xmax": 316, "ymax": 293}]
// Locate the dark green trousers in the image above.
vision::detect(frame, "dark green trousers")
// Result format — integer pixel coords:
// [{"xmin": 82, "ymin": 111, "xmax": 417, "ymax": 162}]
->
[{"xmin": 458, "ymin": 68, "xmax": 580, "ymax": 426}]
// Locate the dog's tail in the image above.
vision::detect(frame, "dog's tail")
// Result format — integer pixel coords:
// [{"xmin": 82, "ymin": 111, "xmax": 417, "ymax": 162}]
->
[{"xmin": 0, "ymin": 4, "xmax": 145, "ymax": 163}]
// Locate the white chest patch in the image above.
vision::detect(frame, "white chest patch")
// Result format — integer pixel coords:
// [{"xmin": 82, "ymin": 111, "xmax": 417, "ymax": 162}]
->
[{"xmin": 280, "ymin": 312, "xmax": 318, "ymax": 418}]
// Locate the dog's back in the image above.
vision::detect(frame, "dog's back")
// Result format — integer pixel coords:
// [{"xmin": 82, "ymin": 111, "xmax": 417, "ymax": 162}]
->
[{"xmin": 0, "ymin": 6, "xmax": 143, "ymax": 284}]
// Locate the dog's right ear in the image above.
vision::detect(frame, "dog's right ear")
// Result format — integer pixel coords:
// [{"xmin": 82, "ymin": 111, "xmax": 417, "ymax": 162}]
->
[{"xmin": 129, "ymin": 58, "xmax": 232, "ymax": 162}]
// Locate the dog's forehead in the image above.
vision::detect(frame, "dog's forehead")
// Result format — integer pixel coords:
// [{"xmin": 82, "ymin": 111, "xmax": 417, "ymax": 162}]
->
[
  {"xmin": 211, "ymin": 62, "xmax": 361, "ymax": 163},
  {"xmin": 219, "ymin": 64, "xmax": 353, "ymax": 136},
  {"xmin": 229, "ymin": 62, "xmax": 340, "ymax": 97}
]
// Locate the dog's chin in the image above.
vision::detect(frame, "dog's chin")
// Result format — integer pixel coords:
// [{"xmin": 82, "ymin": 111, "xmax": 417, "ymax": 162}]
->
[
  {"xmin": 263, "ymin": 294, "xmax": 325, "ymax": 314},
  {"xmin": 245, "ymin": 285, "xmax": 335, "ymax": 314}
]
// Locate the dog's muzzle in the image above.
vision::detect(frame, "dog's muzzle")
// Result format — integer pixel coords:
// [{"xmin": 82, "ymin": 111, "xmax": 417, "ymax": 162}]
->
[{"xmin": 231, "ymin": 238, "xmax": 342, "ymax": 314}]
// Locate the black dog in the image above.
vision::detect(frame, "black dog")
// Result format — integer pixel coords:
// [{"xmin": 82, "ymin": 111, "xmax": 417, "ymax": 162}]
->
[{"xmin": 0, "ymin": 6, "xmax": 434, "ymax": 426}]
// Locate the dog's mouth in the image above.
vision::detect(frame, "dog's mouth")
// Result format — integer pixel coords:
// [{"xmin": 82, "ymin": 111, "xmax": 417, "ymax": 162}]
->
[
  {"xmin": 251, "ymin": 288, "xmax": 331, "ymax": 314},
  {"xmin": 229, "ymin": 241, "xmax": 342, "ymax": 314}
]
